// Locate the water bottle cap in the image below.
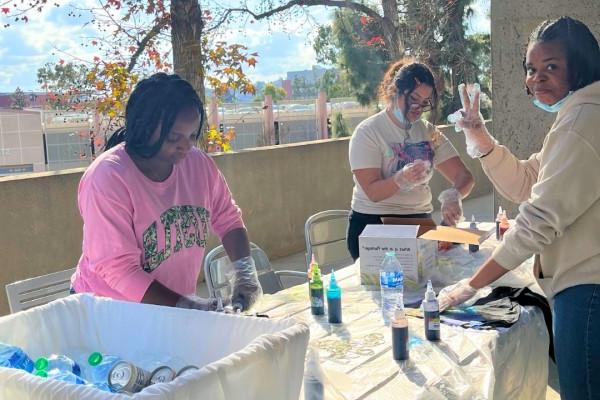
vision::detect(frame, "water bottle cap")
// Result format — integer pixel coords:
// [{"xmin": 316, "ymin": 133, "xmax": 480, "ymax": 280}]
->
[
  {"xmin": 34, "ymin": 369, "xmax": 48, "ymax": 378},
  {"xmin": 34, "ymin": 357, "xmax": 48, "ymax": 371},
  {"xmin": 88, "ymin": 352, "xmax": 103, "ymax": 366}
]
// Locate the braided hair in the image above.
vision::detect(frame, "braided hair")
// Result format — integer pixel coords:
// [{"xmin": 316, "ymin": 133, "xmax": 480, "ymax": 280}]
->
[
  {"xmin": 525, "ymin": 16, "xmax": 600, "ymax": 92},
  {"xmin": 105, "ymin": 73, "xmax": 204, "ymax": 158}
]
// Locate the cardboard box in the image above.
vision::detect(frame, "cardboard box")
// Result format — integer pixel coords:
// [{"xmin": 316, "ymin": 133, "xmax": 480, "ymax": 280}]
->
[
  {"xmin": 359, "ymin": 218, "xmax": 492, "ymax": 288},
  {"xmin": 359, "ymin": 224, "xmax": 437, "ymax": 287}
]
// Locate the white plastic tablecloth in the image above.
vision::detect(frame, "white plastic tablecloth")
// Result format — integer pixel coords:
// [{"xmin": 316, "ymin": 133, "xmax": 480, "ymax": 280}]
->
[{"xmin": 256, "ymin": 227, "xmax": 549, "ymax": 400}]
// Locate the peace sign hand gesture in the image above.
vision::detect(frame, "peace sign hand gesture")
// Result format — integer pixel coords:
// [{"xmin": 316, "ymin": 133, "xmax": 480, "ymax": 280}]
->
[
  {"xmin": 449, "ymin": 83, "xmax": 497, "ymax": 158},
  {"xmin": 457, "ymin": 83, "xmax": 485, "ymax": 130}
]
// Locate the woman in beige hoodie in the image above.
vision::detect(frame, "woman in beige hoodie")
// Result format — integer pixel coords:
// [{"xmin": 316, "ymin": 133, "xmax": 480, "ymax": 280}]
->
[{"xmin": 437, "ymin": 17, "xmax": 600, "ymax": 400}]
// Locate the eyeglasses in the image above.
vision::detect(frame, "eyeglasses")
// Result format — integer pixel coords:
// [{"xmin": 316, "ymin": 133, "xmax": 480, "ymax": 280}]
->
[{"xmin": 407, "ymin": 94, "xmax": 433, "ymax": 112}]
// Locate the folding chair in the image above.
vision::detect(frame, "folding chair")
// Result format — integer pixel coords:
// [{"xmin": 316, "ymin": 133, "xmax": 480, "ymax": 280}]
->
[
  {"xmin": 204, "ymin": 242, "xmax": 306, "ymax": 300},
  {"xmin": 304, "ymin": 210, "xmax": 353, "ymax": 274},
  {"xmin": 5, "ymin": 268, "xmax": 76, "ymax": 313}
]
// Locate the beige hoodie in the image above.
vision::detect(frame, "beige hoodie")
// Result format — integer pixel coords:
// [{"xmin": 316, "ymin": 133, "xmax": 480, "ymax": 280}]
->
[{"xmin": 481, "ymin": 81, "xmax": 600, "ymax": 300}]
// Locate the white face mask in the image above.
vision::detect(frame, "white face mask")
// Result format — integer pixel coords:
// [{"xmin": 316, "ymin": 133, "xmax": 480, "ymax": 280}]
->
[
  {"xmin": 393, "ymin": 96, "xmax": 411, "ymax": 128},
  {"xmin": 532, "ymin": 91, "xmax": 573, "ymax": 113}
]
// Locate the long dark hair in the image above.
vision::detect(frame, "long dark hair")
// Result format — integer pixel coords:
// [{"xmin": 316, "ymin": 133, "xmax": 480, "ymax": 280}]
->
[
  {"xmin": 524, "ymin": 16, "xmax": 600, "ymax": 92},
  {"xmin": 105, "ymin": 73, "xmax": 204, "ymax": 158},
  {"xmin": 378, "ymin": 59, "xmax": 438, "ymax": 113}
]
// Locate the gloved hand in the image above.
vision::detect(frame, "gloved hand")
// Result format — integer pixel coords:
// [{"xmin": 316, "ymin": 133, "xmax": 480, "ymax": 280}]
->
[
  {"xmin": 438, "ymin": 188, "xmax": 463, "ymax": 226},
  {"xmin": 393, "ymin": 159, "xmax": 432, "ymax": 192},
  {"xmin": 175, "ymin": 295, "xmax": 219, "ymax": 311},
  {"xmin": 438, "ymin": 279, "xmax": 478, "ymax": 312},
  {"xmin": 229, "ymin": 256, "xmax": 263, "ymax": 311},
  {"xmin": 449, "ymin": 83, "xmax": 497, "ymax": 158}
]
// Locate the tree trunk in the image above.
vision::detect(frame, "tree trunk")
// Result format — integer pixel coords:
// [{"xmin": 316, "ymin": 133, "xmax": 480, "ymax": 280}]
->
[
  {"xmin": 171, "ymin": 0, "xmax": 206, "ymax": 103},
  {"xmin": 446, "ymin": 0, "xmax": 475, "ymax": 111},
  {"xmin": 381, "ymin": 0, "xmax": 403, "ymax": 60}
]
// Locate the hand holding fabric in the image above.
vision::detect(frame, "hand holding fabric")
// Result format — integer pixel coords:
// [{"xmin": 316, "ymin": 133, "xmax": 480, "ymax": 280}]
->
[
  {"xmin": 438, "ymin": 187, "xmax": 463, "ymax": 226},
  {"xmin": 175, "ymin": 295, "xmax": 219, "ymax": 311},
  {"xmin": 449, "ymin": 83, "xmax": 497, "ymax": 158},
  {"xmin": 438, "ymin": 279, "xmax": 478, "ymax": 312},
  {"xmin": 393, "ymin": 159, "xmax": 432, "ymax": 191},
  {"xmin": 230, "ymin": 256, "xmax": 263, "ymax": 311}
]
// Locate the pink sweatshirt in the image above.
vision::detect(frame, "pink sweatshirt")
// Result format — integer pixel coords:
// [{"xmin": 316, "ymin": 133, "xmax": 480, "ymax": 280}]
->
[{"xmin": 71, "ymin": 143, "xmax": 245, "ymax": 302}]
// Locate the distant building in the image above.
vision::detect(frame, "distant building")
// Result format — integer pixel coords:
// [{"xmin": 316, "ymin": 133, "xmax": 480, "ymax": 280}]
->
[
  {"xmin": 280, "ymin": 80, "xmax": 291, "ymax": 100},
  {"xmin": 0, "ymin": 92, "xmax": 49, "ymax": 109},
  {"xmin": 286, "ymin": 66, "xmax": 329, "ymax": 85}
]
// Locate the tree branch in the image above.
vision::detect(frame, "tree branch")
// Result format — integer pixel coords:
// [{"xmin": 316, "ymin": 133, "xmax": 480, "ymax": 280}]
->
[
  {"xmin": 207, "ymin": 0, "xmax": 383, "ymax": 32},
  {"xmin": 127, "ymin": 16, "xmax": 170, "ymax": 72}
]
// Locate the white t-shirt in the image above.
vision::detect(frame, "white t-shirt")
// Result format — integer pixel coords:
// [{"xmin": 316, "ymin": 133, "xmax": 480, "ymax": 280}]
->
[{"xmin": 349, "ymin": 110, "xmax": 458, "ymax": 215}]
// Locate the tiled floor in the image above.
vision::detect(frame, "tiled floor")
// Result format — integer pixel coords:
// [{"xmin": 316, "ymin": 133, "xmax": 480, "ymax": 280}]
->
[{"xmin": 198, "ymin": 193, "xmax": 561, "ymax": 399}]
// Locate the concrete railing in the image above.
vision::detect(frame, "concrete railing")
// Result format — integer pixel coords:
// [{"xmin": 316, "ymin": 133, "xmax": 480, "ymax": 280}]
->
[{"xmin": 0, "ymin": 123, "xmax": 492, "ymax": 315}]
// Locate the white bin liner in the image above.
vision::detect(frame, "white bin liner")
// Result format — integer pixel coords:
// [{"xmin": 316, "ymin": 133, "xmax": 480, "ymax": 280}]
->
[{"xmin": 0, "ymin": 294, "xmax": 309, "ymax": 400}]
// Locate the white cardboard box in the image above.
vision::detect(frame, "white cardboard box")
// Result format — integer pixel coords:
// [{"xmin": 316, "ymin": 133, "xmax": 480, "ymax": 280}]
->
[{"xmin": 359, "ymin": 224, "xmax": 437, "ymax": 288}]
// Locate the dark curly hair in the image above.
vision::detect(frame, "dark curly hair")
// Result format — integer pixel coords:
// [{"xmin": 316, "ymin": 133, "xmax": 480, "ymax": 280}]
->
[{"xmin": 378, "ymin": 58, "xmax": 438, "ymax": 114}]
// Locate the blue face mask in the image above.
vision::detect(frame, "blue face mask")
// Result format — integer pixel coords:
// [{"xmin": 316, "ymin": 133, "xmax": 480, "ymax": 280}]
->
[
  {"xmin": 393, "ymin": 96, "xmax": 411, "ymax": 128},
  {"xmin": 532, "ymin": 91, "xmax": 573, "ymax": 113}
]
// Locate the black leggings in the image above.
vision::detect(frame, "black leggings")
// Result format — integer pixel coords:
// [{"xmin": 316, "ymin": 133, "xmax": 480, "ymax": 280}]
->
[{"xmin": 346, "ymin": 210, "xmax": 432, "ymax": 260}]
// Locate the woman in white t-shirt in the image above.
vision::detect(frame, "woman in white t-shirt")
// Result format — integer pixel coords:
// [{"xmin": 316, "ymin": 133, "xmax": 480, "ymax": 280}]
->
[{"xmin": 347, "ymin": 59, "xmax": 475, "ymax": 260}]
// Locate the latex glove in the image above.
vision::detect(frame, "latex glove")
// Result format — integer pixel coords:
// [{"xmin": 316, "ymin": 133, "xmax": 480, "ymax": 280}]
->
[
  {"xmin": 230, "ymin": 256, "xmax": 263, "ymax": 311},
  {"xmin": 449, "ymin": 83, "xmax": 497, "ymax": 158},
  {"xmin": 393, "ymin": 159, "xmax": 432, "ymax": 191},
  {"xmin": 438, "ymin": 279, "xmax": 478, "ymax": 312},
  {"xmin": 438, "ymin": 188, "xmax": 463, "ymax": 226},
  {"xmin": 175, "ymin": 295, "xmax": 219, "ymax": 311}
]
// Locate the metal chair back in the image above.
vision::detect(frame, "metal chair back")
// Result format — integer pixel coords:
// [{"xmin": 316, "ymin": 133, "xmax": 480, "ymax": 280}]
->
[
  {"xmin": 304, "ymin": 210, "xmax": 352, "ymax": 274},
  {"xmin": 5, "ymin": 268, "xmax": 75, "ymax": 313}
]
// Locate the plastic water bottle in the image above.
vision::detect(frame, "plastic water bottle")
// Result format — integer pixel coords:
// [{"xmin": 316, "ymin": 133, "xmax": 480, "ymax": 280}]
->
[
  {"xmin": 86, "ymin": 352, "xmax": 121, "ymax": 391},
  {"xmin": 36, "ymin": 368, "xmax": 86, "ymax": 385},
  {"xmin": 35, "ymin": 354, "xmax": 81, "ymax": 376},
  {"xmin": 0, "ymin": 342, "xmax": 34, "ymax": 372},
  {"xmin": 380, "ymin": 251, "xmax": 404, "ymax": 325}
]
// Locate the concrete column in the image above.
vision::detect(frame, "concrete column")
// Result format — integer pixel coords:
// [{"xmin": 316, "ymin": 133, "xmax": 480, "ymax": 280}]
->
[
  {"xmin": 208, "ymin": 96, "xmax": 219, "ymax": 129},
  {"xmin": 316, "ymin": 91, "xmax": 328, "ymax": 140},
  {"xmin": 491, "ymin": 1, "xmax": 600, "ymax": 215},
  {"xmin": 263, "ymin": 95, "xmax": 275, "ymax": 145}
]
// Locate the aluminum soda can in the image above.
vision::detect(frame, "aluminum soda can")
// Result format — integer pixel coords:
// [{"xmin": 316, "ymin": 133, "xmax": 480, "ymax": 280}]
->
[
  {"xmin": 108, "ymin": 361, "xmax": 151, "ymax": 393},
  {"xmin": 176, "ymin": 365, "xmax": 199, "ymax": 377},
  {"xmin": 149, "ymin": 365, "xmax": 176, "ymax": 385}
]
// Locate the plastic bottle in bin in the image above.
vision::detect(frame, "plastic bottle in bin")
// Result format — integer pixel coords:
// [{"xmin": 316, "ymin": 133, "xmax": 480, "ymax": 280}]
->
[
  {"xmin": 35, "ymin": 368, "xmax": 86, "ymax": 385},
  {"xmin": 380, "ymin": 251, "xmax": 404, "ymax": 325},
  {"xmin": 87, "ymin": 351, "xmax": 122, "ymax": 391},
  {"xmin": 0, "ymin": 342, "xmax": 35, "ymax": 372},
  {"xmin": 35, "ymin": 354, "xmax": 81, "ymax": 376}
]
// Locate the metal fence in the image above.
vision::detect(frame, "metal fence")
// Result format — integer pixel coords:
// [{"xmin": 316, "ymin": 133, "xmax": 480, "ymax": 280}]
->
[{"xmin": 217, "ymin": 97, "xmax": 374, "ymax": 151}]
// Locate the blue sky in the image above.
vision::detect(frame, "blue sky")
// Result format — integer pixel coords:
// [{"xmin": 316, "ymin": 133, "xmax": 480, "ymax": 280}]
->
[{"xmin": 0, "ymin": 0, "xmax": 489, "ymax": 93}]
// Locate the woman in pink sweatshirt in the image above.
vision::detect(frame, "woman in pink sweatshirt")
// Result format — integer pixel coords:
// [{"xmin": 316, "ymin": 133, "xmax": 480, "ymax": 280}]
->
[
  {"xmin": 71, "ymin": 73, "xmax": 262, "ymax": 312},
  {"xmin": 438, "ymin": 17, "xmax": 600, "ymax": 399}
]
